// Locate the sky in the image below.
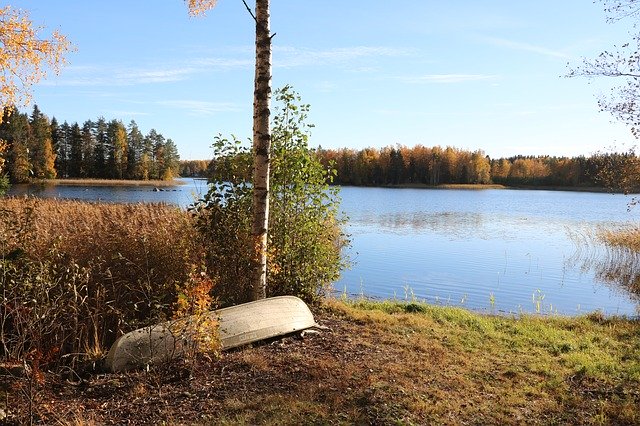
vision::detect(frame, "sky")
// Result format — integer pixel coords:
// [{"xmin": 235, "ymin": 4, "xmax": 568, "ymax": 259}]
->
[{"xmin": 10, "ymin": 0, "xmax": 640, "ymax": 160}]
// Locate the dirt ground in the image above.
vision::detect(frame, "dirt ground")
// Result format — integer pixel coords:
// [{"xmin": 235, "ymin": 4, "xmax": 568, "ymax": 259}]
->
[
  {"xmin": 2, "ymin": 303, "xmax": 639, "ymax": 425},
  {"xmin": 3, "ymin": 308, "xmax": 395, "ymax": 425}
]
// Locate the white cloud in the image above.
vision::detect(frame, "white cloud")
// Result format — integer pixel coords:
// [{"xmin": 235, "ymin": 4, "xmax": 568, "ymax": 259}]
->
[
  {"xmin": 105, "ymin": 110, "xmax": 151, "ymax": 117},
  {"xmin": 42, "ymin": 65, "xmax": 198, "ymax": 87},
  {"xmin": 190, "ymin": 57, "xmax": 253, "ymax": 69},
  {"xmin": 274, "ymin": 46, "xmax": 413, "ymax": 68},
  {"xmin": 156, "ymin": 100, "xmax": 241, "ymax": 115},
  {"xmin": 480, "ymin": 36, "xmax": 568, "ymax": 59},
  {"xmin": 114, "ymin": 68, "xmax": 197, "ymax": 84},
  {"xmin": 400, "ymin": 74, "xmax": 499, "ymax": 84}
]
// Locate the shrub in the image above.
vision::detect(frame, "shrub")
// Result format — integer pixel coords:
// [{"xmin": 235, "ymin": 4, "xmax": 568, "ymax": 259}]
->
[{"xmin": 192, "ymin": 86, "xmax": 348, "ymax": 306}]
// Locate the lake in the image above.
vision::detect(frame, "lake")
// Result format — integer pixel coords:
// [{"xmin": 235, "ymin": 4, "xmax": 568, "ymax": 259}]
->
[{"xmin": 7, "ymin": 179, "xmax": 640, "ymax": 317}]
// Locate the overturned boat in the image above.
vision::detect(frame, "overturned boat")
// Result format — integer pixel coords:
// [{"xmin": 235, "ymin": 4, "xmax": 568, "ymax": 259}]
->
[{"xmin": 105, "ymin": 296, "xmax": 318, "ymax": 372}]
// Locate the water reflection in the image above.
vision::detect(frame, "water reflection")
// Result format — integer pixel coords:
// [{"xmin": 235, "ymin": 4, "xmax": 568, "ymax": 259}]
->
[
  {"xmin": 339, "ymin": 187, "xmax": 640, "ymax": 317},
  {"xmin": 566, "ymin": 228, "xmax": 640, "ymax": 315},
  {"xmin": 4, "ymin": 182, "xmax": 640, "ymax": 316},
  {"xmin": 353, "ymin": 209, "xmax": 574, "ymax": 243},
  {"xmin": 356, "ymin": 211, "xmax": 486, "ymax": 237}
]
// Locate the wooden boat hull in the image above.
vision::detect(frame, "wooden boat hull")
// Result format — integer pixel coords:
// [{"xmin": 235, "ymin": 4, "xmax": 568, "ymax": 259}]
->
[{"xmin": 105, "ymin": 296, "xmax": 317, "ymax": 372}]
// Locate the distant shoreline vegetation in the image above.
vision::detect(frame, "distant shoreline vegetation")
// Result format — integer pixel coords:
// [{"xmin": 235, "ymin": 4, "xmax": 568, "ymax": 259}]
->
[
  {"xmin": 0, "ymin": 105, "xmax": 181, "ymax": 184},
  {"xmin": 343, "ymin": 183, "xmax": 628, "ymax": 193},
  {"xmin": 24, "ymin": 178, "xmax": 186, "ymax": 187},
  {"xmin": 1, "ymin": 101, "xmax": 636, "ymax": 192},
  {"xmin": 180, "ymin": 144, "xmax": 640, "ymax": 193}
]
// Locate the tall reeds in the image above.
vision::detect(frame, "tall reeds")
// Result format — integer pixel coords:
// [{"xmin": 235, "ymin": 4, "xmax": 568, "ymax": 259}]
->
[{"xmin": 0, "ymin": 198, "xmax": 207, "ymax": 370}]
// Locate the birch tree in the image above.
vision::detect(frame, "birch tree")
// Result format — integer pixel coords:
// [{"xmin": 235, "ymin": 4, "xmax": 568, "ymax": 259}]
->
[
  {"xmin": 187, "ymin": 0, "xmax": 272, "ymax": 300},
  {"xmin": 569, "ymin": 0, "xmax": 640, "ymax": 136},
  {"xmin": 0, "ymin": 6, "xmax": 70, "ymax": 118}
]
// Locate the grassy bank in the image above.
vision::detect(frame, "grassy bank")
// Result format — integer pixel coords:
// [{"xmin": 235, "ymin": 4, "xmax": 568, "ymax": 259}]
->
[{"xmin": 5, "ymin": 299, "xmax": 638, "ymax": 425}]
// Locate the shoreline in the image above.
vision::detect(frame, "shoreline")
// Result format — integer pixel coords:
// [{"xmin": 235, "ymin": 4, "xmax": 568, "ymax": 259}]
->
[
  {"xmin": 335, "ymin": 182, "xmax": 631, "ymax": 194},
  {"xmin": 22, "ymin": 178, "xmax": 186, "ymax": 187}
]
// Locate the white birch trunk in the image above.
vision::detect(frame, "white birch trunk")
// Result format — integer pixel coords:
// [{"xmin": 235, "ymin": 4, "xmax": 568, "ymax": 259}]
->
[{"xmin": 251, "ymin": 0, "xmax": 271, "ymax": 300}]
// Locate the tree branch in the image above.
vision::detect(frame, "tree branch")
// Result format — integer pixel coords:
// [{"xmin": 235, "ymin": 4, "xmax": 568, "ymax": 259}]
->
[
  {"xmin": 240, "ymin": 0, "xmax": 275, "ymax": 38},
  {"xmin": 241, "ymin": 0, "xmax": 257, "ymax": 22}
]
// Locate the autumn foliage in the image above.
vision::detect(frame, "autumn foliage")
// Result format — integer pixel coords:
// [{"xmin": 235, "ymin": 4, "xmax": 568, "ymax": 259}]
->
[
  {"xmin": 316, "ymin": 145, "xmax": 640, "ymax": 190},
  {"xmin": 185, "ymin": 0, "xmax": 217, "ymax": 17},
  {"xmin": 0, "ymin": 6, "xmax": 71, "ymax": 115}
]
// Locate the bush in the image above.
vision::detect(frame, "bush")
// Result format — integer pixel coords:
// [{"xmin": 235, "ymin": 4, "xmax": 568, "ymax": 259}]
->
[
  {"xmin": 0, "ymin": 198, "xmax": 211, "ymax": 369},
  {"xmin": 192, "ymin": 86, "xmax": 348, "ymax": 306}
]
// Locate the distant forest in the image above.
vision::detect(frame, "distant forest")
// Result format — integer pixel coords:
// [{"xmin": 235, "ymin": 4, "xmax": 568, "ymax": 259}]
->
[
  {"xmin": 1, "ymin": 102, "xmax": 630, "ymax": 189},
  {"xmin": 0, "ymin": 105, "xmax": 180, "ymax": 182},
  {"xmin": 181, "ymin": 145, "xmax": 638, "ymax": 190}
]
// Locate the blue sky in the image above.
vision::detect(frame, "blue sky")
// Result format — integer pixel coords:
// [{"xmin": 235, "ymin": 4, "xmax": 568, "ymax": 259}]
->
[{"xmin": 12, "ymin": 0, "xmax": 639, "ymax": 160}]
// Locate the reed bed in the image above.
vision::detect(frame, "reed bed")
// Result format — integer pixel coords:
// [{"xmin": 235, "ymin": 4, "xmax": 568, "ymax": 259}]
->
[
  {"xmin": 601, "ymin": 226, "xmax": 640, "ymax": 252},
  {"xmin": 596, "ymin": 226, "xmax": 640, "ymax": 295},
  {"xmin": 0, "ymin": 197, "xmax": 206, "ymax": 369}
]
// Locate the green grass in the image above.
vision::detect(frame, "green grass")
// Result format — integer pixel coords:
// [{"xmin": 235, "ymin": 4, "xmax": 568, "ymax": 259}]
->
[{"xmin": 323, "ymin": 299, "xmax": 640, "ymax": 425}]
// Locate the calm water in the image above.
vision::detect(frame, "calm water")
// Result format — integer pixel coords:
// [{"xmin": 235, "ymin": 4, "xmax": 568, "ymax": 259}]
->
[{"xmin": 8, "ymin": 179, "xmax": 640, "ymax": 317}]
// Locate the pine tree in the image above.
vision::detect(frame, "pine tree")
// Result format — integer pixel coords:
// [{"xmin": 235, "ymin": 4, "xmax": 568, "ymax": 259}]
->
[
  {"xmin": 93, "ymin": 117, "xmax": 107, "ymax": 178},
  {"xmin": 127, "ymin": 120, "xmax": 143, "ymax": 179},
  {"xmin": 81, "ymin": 120, "xmax": 95, "ymax": 177},
  {"xmin": 160, "ymin": 138, "xmax": 180, "ymax": 180},
  {"xmin": 1, "ymin": 108, "xmax": 31, "ymax": 182},
  {"xmin": 56, "ymin": 121, "xmax": 71, "ymax": 178},
  {"xmin": 144, "ymin": 129, "xmax": 163, "ymax": 179},
  {"xmin": 68, "ymin": 122, "xmax": 82, "ymax": 177}
]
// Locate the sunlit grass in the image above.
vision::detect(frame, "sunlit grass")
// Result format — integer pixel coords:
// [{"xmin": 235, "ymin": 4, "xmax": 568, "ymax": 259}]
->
[{"xmin": 321, "ymin": 299, "xmax": 640, "ymax": 424}]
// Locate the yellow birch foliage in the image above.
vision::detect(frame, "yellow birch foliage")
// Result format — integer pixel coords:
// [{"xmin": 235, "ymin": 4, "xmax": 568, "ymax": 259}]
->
[
  {"xmin": 0, "ymin": 6, "xmax": 71, "ymax": 116},
  {"xmin": 185, "ymin": 0, "xmax": 217, "ymax": 17},
  {"xmin": 173, "ymin": 270, "xmax": 220, "ymax": 357},
  {"xmin": 0, "ymin": 139, "xmax": 7, "ymax": 174}
]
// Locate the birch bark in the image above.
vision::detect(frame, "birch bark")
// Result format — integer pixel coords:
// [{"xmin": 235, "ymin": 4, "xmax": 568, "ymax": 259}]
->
[{"xmin": 251, "ymin": 0, "xmax": 272, "ymax": 300}]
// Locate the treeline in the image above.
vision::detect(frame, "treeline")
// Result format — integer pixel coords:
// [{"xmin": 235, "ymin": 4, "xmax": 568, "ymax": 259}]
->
[
  {"xmin": 316, "ymin": 145, "xmax": 635, "ymax": 189},
  {"xmin": 0, "ymin": 105, "xmax": 180, "ymax": 182},
  {"xmin": 179, "ymin": 159, "xmax": 211, "ymax": 178},
  {"xmin": 182, "ymin": 144, "xmax": 639, "ymax": 190}
]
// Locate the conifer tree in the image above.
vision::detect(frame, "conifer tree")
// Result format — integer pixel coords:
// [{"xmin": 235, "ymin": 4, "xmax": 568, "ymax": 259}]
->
[
  {"xmin": 56, "ymin": 121, "xmax": 71, "ymax": 178},
  {"xmin": 93, "ymin": 117, "xmax": 107, "ymax": 178},
  {"xmin": 81, "ymin": 120, "xmax": 95, "ymax": 177},
  {"xmin": 2, "ymin": 109, "xmax": 31, "ymax": 182},
  {"xmin": 160, "ymin": 138, "xmax": 180, "ymax": 179},
  {"xmin": 127, "ymin": 120, "xmax": 143, "ymax": 179},
  {"xmin": 68, "ymin": 122, "xmax": 82, "ymax": 177}
]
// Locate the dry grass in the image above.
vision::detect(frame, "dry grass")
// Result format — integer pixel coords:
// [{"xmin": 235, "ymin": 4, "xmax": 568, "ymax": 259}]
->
[
  {"xmin": 601, "ymin": 226, "xmax": 640, "ymax": 252},
  {"xmin": 597, "ymin": 226, "xmax": 640, "ymax": 294},
  {"xmin": 0, "ymin": 197, "xmax": 206, "ymax": 367}
]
